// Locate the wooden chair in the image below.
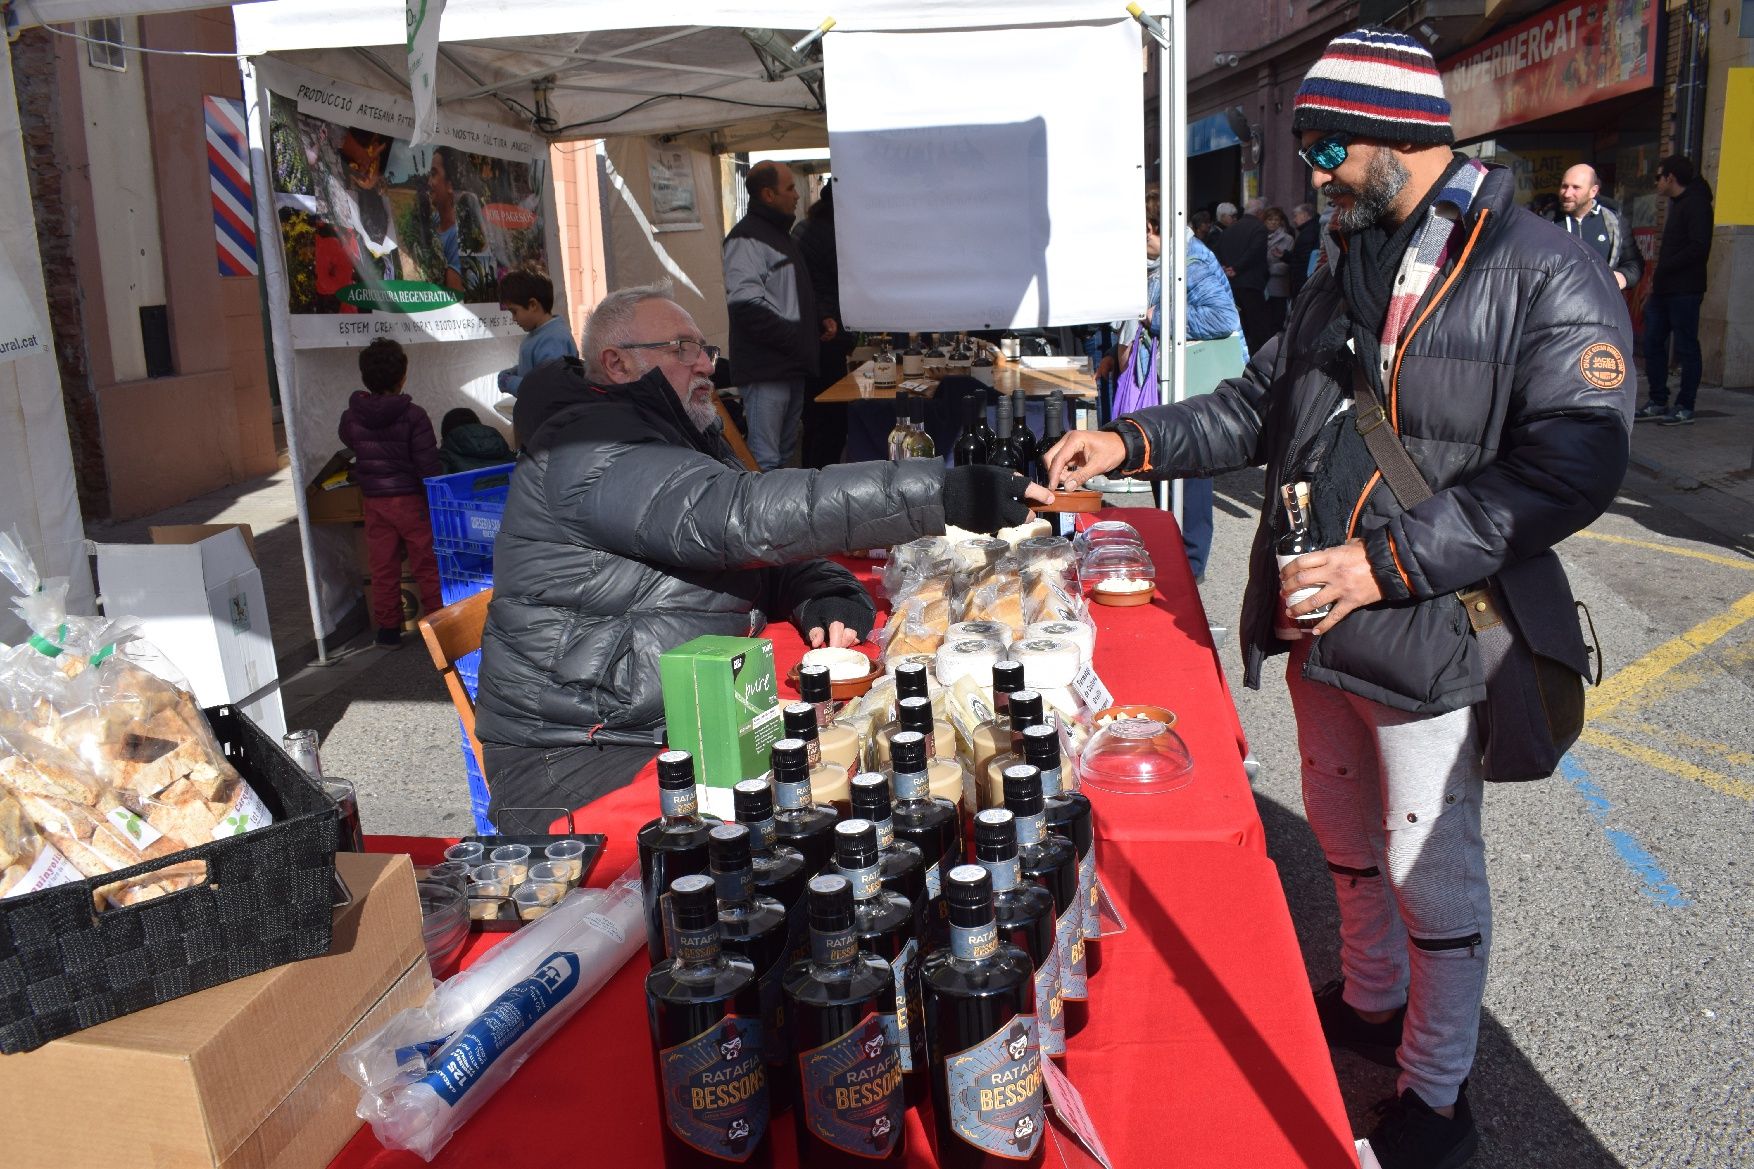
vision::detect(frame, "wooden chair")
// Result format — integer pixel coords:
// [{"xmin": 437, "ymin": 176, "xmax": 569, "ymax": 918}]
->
[
  {"xmin": 716, "ymin": 394, "xmax": 761, "ymax": 472},
  {"xmin": 417, "ymin": 588, "xmax": 493, "ymax": 788}
]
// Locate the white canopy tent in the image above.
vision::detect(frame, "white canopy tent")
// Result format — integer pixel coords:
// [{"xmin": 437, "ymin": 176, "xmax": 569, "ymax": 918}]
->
[{"xmin": 234, "ymin": 0, "xmax": 1192, "ymax": 657}]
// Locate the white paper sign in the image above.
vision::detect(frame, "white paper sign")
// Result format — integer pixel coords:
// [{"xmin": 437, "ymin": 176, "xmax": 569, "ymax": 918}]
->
[{"xmin": 1070, "ymin": 662, "xmax": 1113, "ymax": 714}]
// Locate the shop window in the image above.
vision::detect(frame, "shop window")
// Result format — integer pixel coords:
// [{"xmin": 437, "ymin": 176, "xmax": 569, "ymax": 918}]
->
[{"xmin": 85, "ymin": 18, "xmax": 127, "ymax": 72}]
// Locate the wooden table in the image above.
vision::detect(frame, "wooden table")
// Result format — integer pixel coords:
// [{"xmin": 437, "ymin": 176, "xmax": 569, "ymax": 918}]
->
[{"xmin": 814, "ymin": 358, "xmax": 1099, "ymax": 403}]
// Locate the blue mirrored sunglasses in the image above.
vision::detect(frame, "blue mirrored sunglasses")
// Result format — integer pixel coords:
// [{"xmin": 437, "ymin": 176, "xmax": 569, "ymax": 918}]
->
[{"xmin": 1298, "ymin": 132, "xmax": 1352, "ymax": 171}]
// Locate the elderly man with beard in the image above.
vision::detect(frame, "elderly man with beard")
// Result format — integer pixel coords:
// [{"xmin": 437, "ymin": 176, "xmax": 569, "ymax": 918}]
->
[
  {"xmin": 1046, "ymin": 27, "xmax": 1631, "ymax": 1169},
  {"xmin": 477, "ymin": 283, "xmax": 1049, "ymax": 827}
]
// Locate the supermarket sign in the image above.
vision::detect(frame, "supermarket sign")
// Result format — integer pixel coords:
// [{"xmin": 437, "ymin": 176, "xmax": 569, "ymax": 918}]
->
[{"xmin": 1439, "ymin": 0, "xmax": 1659, "ymax": 141}]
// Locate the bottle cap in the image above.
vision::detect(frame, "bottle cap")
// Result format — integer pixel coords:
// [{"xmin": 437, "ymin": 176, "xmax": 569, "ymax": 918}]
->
[
  {"xmin": 850, "ymin": 773, "xmax": 892, "ymax": 823},
  {"xmin": 708, "ymin": 823, "xmax": 752, "ymax": 873},
  {"xmin": 771, "ymin": 738, "xmax": 809, "ymax": 780},
  {"xmin": 992, "ymin": 660, "xmax": 1025, "ymax": 697},
  {"xmin": 833, "ymin": 819, "xmax": 880, "ymax": 867},
  {"xmin": 732, "ymin": 778, "xmax": 772, "ymax": 822},
  {"xmin": 1009, "ymin": 690, "xmax": 1045, "ymax": 731},
  {"xmin": 1002, "ymin": 764, "xmax": 1045, "ymax": 815},
  {"xmin": 1023, "ymin": 724, "xmax": 1060, "ymax": 769},
  {"xmin": 783, "ymin": 702, "xmax": 818, "ymax": 741},
  {"xmin": 974, "ymin": 808, "xmax": 1019, "ymax": 861},
  {"xmin": 891, "ymin": 730, "xmax": 928, "ymax": 773},
  {"xmin": 656, "ymin": 750, "xmax": 695, "ymax": 790},
  {"xmin": 899, "ymin": 695, "xmax": 933, "ymax": 733},
  {"xmin": 944, "ymin": 864, "xmax": 995, "ymax": 928},
  {"xmin": 798, "ymin": 664, "xmax": 833, "ymax": 704},
  {"xmin": 808, "ymin": 874, "xmax": 855, "ymax": 932},
  {"xmin": 895, "ymin": 662, "xmax": 930, "ymax": 700},
  {"xmin": 669, "ymin": 874, "xmax": 718, "ymax": 930}
]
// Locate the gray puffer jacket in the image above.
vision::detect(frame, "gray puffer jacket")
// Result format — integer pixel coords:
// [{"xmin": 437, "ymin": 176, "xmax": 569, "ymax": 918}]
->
[
  {"xmin": 1107, "ymin": 164, "xmax": 1634, "ymax": 714},
  {"xmin": 475, "ymin": 360, "xmax": 945, "ymax": 749}
]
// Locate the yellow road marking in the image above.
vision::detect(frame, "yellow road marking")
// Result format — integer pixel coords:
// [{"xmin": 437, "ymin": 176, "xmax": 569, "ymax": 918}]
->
[
  {"xmin": 1579, "ymin": 728, "xmax": 1754, "ymax": 801},
  {"xmin": 1588, "ymin": 591, "xmax": 1754, "ymax": 719},
  {"xmin": 1610, "ymin": 721, "xmax": 1754, "ymax": 770},
  {"xmin": 1572, "ymin": 530, "xmax": 1754, "ymax": 572}
]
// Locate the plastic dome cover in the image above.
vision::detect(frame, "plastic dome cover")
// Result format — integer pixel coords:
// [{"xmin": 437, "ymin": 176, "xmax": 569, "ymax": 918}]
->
[
  {"xmin": 1078, "ymin": 543, "xmax": 1156, "ymax": 592},
  {"xmin": 1078, "ymin": 716, "xmax": 1193, "ymax": 794},
  {"xmin": 1072, "ymin": 521, "xmax": 1143, "ymax": 561}
]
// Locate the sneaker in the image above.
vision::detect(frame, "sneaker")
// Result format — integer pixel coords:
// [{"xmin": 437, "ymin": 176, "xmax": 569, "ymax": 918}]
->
[
  {"xmin": 1313, "ymin": 978, "xmax": 1404, "ymax": 1067},
  {"xmin": 374, "ymin": 627, "xmax": 403, "ymax": 648},
  {"xmin": 1366, "ymin": 1085, "xmax": 1479, "ymax": 1169},
  {"xmin": 1633, "ymin": 402, "xmax": 1670, "ymax": 421},
  {"xmin": 1657, "ymin": 409, "xmax": 1695, "ymax": 426}
]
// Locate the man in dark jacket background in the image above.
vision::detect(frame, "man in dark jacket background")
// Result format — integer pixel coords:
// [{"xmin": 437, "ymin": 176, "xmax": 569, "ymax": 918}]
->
[
  {"xmin": 1289, "ymin": 202, "xmax": 1320, "ymax": 295},
  {"xmin": 1638, "ymin": 154, "xmax": 1714, "ymax": 426},
  {"xmin": 475, "ymin": 283, "xmax": 1047, "ymax": 827},
  {"xmin": 1551, "ymin": 164, "xmax": 1641, "ymax": 292},
  {"xmin": 795, "ymin": 181, "xmax": 853, "ymax": 468},
  {"xmin": 723, "ymin": 162, "xmax": 836, "ymax": 469},
  {"xmin": 1212, "ymin": 196, "xmax": 1273, "ymax": 353},
  {"xmin": 1046, "ymin": 27, "xmax": 1632, "ymax": 1169}
]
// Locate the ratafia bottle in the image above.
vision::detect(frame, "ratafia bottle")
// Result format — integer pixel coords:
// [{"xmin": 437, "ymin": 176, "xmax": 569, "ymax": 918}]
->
[
  {"xmin": 638, "ymin": 751, "xmax": 721, "ymax": 964},
  {"xmin": 771, "ymin": 739, "xmax": 839, "ymax": 876},
  {"xmin": 784, "ymin": 875, "xmax": 907, "ymax": 1164},
  {"xmin": 797, "ymin": 665, "xmax": 864, "ymax": 781},
  {"xmin": 832, "ymin": 818, "xmax": 928, "ymax": 1105},
  {"xmin": 784, "ymin": 702, "xmax": 854, "ymax": 816},
  {"xmin": 1003, "ymin": 763, "xmax": 1085, "ymax": 1037},
  {"xmin": 646, "ymin": 874, "xmax": 773, "ymax": 1168},
  {"xmin": 921, "ymin": 865, "xmax": 1045, "ymax": 1168},
  {"xmin": 709, "ymin": 824, "xmax": 794, "ymax": 1112},
  {"xmin": 969, "ymin": 661, "xmax": 1026, "ymax": 811},
  {"xmin": 1024, "ymin": 723, "xmax": 1100, "ymax": 983},
  {"xmin": 887, "ymin": 730, "xmax": 963, "ymax": 930},
  {"xmin": 850, "ymin": 773, "xmax": 928, "ymax": 939},
  {"xmin": 732, "ymin": 778, "xmax": 809, "ymax": 964},
  {"xmin": 979, "ymin": 690, "xmax": 1047, "ymax": 814},
  {"xmin": 974, "ymin": 808, "xmax": 1064, "ymax": 1059}
]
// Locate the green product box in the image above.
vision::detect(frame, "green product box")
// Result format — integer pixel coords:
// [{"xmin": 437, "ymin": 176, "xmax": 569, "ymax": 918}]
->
[{"xmin": 659, "ymin": 635, "xmax": 784, "ymax": 818}]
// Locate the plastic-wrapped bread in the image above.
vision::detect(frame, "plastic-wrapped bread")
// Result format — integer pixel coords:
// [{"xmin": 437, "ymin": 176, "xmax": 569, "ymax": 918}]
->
[{"xmin": 0, "ymin": 788, "xmax": 81, "ymax": 900}]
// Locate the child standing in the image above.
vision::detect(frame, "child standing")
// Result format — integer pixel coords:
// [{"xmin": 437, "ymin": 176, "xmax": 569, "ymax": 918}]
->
[
  {"xmin": 497, "ymin": 271, "xmax": 577, "ymax": 396},
  {"xmin": 339, "ymin": 338, "xmax": 445, "ymax": 647}
]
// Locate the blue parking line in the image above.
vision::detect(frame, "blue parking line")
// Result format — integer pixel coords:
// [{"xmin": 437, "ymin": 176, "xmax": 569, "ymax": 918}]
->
[{"xmin": 1558, "ymin": 754, "xmax": 1691, "ymax": 908}]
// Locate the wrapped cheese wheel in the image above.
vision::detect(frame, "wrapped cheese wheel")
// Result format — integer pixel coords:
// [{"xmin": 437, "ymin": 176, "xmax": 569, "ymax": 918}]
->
[
  {"xmin": 1023, "ymin": 620, "xmax": 1095, "ymax": 666},
  {"xmin": 1009, "ymin": 636, "xmax": 1082, "ymax": 690},
  {"xmin": 935, "ymin": 638, "xmax": 1006, "ymax": 688}
]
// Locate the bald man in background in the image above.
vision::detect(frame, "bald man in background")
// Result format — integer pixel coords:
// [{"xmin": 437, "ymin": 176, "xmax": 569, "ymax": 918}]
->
[{"xmin": 1551, "ymin": 164, "xmax": 1641, "ymax": 291}]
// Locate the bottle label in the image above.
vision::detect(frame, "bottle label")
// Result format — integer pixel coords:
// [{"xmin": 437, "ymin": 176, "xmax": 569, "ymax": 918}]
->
[
  {"xmin": 1058, "ymin": 905, "xmax": 1088, "ymax": 1001},
  {"xmin": 715, "ymin": 868, "xmax": 753, "ymax": 906},
  {"xmin": 1274, "ymin": 552, "xmax": 1332, "ymax": 623},
  {"xmin": 924, "ymin": 855, "xmax": 945, "ymax": 900},
  {"xmin": 419, "ymin": 951, "xmax": 581, "ymax": 1107},
  {"xmin": 746, "ymin": 814, "xmax": 776, "ymax": 850},
  {"xmin": 1037, "ymin": 939, "xmax": 1066, "ymax": 1056},
  {"xmin": 812, "ymin": 925, "xmax": 860, "ymax": 967},
  {"xmin": 887, "ymin": 937, "xmax": 920, "ymax": 1073},
  {"xmin": 776, "ymin": 779, "xmax": 813, "ymax": 811},
  {"xmin": 951, "ymin": 920, "xmax": 1000, "ymax": 962},
  {"xmin": 1081, "ymin": 850, "xmax": 1100, "ymax": 940},
  {"xmin": 661, "ymin": 785, "xmax": 699, "ymax": 819},
  {"xmin": 659, "ymin": 1016, "xmax": 769, "ymax": 1162},
  {"xmin": 894, "ymin": 768, "xmax": 929, "ymax": 801},
  {"xmin": 1014, "ymin": 813, "xmax": 1047, "ymax": 847},
  {"xmin": 674, "ymin": 925, "xmax": 719, "ymax": 966},
  {"xmin": 804, "ymin": 736, "xmax": 823, "ymax": 770},
  {"xmin": 871, "ymin": 816, "xmax": 895, "ymax": 850},
  {"xmin": 8, "ymin": 842, "xmax": 80, "ymax": 897},
  {"xmin": 1037, "ymin": 763, "xmax": 1063, "ymax": 799},
  {"xmin": 845, "ymin": 861, "xmax": 883, "ymax": 902},
  {"xmin": 945, "ymin": 1018, "xmax": 1045, "ymax": 1160},
  {"xmin": 799, "ymin": 1012, "xmax": 904, "ymax": 1158},
  {"xmin": 983, "ymin": 855, "xmax": 1021, "ymax": 894}
]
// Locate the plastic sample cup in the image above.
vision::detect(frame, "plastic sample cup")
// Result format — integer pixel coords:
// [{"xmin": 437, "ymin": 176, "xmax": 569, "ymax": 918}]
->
[{"xmin": 544, "ymin": 840, "xmax": 587, "ymax": 884}]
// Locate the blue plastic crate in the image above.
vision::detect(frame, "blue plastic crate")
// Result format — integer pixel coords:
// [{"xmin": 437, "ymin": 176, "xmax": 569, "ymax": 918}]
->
[
  {"xmin": 458, "ymin": 714, "xmax": 494, "ymax": 834},
  {"xmin": 426, "ymin": 463, "xmax": 515, "ymax": 558},
  {"xmin": 436, "ymin": 547, "xmax": 495, "ymax": 607}
]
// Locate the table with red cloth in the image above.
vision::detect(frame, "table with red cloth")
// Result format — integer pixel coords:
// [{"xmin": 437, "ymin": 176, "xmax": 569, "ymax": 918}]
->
[{"xmin": 333, "ymin": 509, "xmax": 1354, "ymax": 1169}]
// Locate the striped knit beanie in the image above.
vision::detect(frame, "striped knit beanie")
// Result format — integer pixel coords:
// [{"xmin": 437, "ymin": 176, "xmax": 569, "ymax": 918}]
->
[{"xmin": 1292, "ymin": 26, "xmax": 1453, "ymax": 146}]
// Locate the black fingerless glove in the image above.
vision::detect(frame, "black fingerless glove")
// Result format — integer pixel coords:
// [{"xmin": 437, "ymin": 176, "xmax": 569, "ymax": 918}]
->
[
  {"xmin": 942, "ymin": 464, "xmax": 1032, "ymax": 534},
  {"xmin": 797, "ymin": 594, "xmax": 875, "ymax": 641}
]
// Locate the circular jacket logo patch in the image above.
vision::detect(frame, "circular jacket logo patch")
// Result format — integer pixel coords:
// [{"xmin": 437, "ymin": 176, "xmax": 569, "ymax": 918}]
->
[{"xmin": 1579, "ymin": 343, "xmax": 1626, "ymax": 390}]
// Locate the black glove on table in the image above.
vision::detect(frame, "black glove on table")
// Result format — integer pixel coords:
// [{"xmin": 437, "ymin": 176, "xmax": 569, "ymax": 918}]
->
[
  {"xmin": 942, "ymin": 464, "xmax": 1034, "ymax": 534},
  {"xmin": 797, "ymin": 594, "xmax": 875, "ymax": 642}
]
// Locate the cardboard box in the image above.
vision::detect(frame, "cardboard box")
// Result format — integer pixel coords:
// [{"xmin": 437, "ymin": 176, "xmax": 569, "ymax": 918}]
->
[
  {"xmin": 660, "ymin": 635, "xmax": 784, "ymax": 818},
  {"xmin": 305, "ymin": 452, "xmax": 364, "ymax": 526},
  {"xmin": 94, "ymin": 527, "xmax": 285, "ymax": 737},
  {"xmin": 0, "ymin": 852, "xmax": 431, "ymax": 1169},
  {"xmin": 151, "ymin": 524, "xmax": 259, "ymax": 565}
]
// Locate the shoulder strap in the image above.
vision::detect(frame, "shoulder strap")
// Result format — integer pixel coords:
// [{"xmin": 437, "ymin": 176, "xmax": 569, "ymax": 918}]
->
[{"xmin": 1352, "ymin": 365, "xmax": 1434, "ymax": 510}]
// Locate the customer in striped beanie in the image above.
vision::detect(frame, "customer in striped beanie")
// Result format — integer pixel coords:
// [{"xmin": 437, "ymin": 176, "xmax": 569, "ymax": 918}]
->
[{"xmin": 1291, "ymin": 25, "xmax": 1453, "ymax": 146}]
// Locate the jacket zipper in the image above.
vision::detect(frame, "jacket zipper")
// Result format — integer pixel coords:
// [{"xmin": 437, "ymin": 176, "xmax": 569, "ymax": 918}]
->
[{"xmin": 1411, "ymin": 931, "xmax": 1484, "ymax": 957}]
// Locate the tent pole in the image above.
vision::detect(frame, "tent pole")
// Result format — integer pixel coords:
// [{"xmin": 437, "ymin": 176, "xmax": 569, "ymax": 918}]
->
[{"xmin": 1132, "ymin": 5, "xmax": 1184, "ymax": 525}]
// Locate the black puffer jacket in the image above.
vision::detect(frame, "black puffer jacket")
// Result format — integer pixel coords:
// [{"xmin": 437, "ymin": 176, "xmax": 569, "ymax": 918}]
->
[
  {"xmin": 338, "ymin": 391, "xmax": 443, "ymax": 496},
  {"xmin": 1107, "ymin": 165, "xmax": 1634, "ymax": 714},
  {"xmin": 475, "ymin": 360, "xmax": 946, "ymax": 749}
]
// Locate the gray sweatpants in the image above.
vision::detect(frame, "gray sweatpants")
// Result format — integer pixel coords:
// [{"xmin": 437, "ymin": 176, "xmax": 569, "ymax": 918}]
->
[{"xmin": 1286, "ymin": 641, "xmax": 1491, "ymax": 1109}]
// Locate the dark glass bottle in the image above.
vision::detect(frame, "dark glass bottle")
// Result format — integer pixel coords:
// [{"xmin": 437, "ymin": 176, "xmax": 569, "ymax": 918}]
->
[
  {"xmin": 710, "ymin": 824, "xmax": 795, "ymax": 1112},
  {"xmin": 888, "ymin": 730, "xmax": 962, "ymax": 944},
  {"xmin": 733, "ymin": 778, "xmax": 810, "ymax": 969},
  {"xmin": 1024, "ymin": 724, "xmax": 1100, "ymax": 984},
  {"xmin": 638, "ymin": 751, "xmax": 720, "ymax": 965},
  {"xmin": 921, "ymin": 865, "xmax": 1046, "ymax": 1168},
  {"xmin": 1002, "ymin": 763, "xmax": 1085, "ymax": 1038},
  {"xmin": 849, "ymin": 772, "xmax": 928, "ymax": 939},
  {"xmin": 986, "ymin": 396, "xmax": 1020, "ymax": 472},
  {"xmin": 784, "ymin": 875, "xmax": 907, "ymax": 1164},
  {"xmin": 645, "ymin": 874, "xmax": 774, "ymax": 1168},
  {"xmin": 832, "ymin": 819, "xmax": 928, "ymax": 1106},
  {"xmin": 1275, "ymin": 479, "xmax": 1331, "ymax": 634},
  {"xmin": 973, "ymin": 808, "xmax": 1064, "ymax": 1060},
  {"xmin": 771, "ymin": 738, "xmax": 838, "ymax": 876},
  {"xmin": 784, "ymin": 702, "xmax": 854, "ymax": 815},
  {"xmin": 1008, "ymin": 389, "xmax": 1038, "ymax": 474},
  {"xmin": 979, "ymin": 689, "xmax": 1046, "ymax": 814},
  {"xmin": 954, "ymin": 394, "xmax": 987, "ymax": 467},
  {"xmin": 972, "ymin": 397, "xmax": 1002, "ymax": 468},
  {"xmin": 1037, "ymin": 389, "xmax": 1065, "ymax": 483}
]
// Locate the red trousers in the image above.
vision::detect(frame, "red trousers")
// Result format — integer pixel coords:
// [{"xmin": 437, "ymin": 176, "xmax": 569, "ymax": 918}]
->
[{"xmin": 363, "ymin": 494, "xmax": 444, "ymax": 630}]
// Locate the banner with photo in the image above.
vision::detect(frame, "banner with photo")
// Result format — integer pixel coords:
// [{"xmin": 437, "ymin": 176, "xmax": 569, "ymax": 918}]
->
[{"xmin": 258, "ymin": 62, "xmax": 551, "ymax": 348}]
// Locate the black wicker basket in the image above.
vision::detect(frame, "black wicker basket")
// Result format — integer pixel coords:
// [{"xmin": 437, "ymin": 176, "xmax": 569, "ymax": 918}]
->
[{"xmin": 0, "ymin": 705, "xmax": 339, "ymax": 1053}]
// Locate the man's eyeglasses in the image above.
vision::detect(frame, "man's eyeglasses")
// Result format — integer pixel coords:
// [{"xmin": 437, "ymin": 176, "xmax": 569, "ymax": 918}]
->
[
  {"xmin": 1298, "ymin": 132, "xmax": 1352, "ymax": 172},
  {"xmin": 617, "ymin": 338, "xmax": 722, "ymax": 365}
]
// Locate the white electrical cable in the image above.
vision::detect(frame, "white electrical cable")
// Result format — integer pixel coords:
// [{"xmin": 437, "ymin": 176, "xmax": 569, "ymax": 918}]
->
[{"xmin": 21, "ymin": 4, "xmax": 253, "ymax": 59}]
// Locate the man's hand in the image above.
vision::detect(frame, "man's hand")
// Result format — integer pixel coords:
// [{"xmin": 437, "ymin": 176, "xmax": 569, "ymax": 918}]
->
[
  {"xmin": 1043, "ymin": 430, "xmax": 1127, "ymax": 492},
  {"xmin": 820, "ymin": 318, "xmax": 839, "ymax": 342},
  {"xmin": 1614, "ymin": 272, "xmax": 1628, "ymax": 290},
  {"xmin": 808, "ymin": 621, "xmax": 860, "ymax": 649},
  {"xmin": 1223, "ymin": 266, "xmax": 1237, "ymax": 278},
  {"xmin": 1280, "ymin": 540, "xmax": 1384, "ymax": 635},
  {"xmin": 1093, "ymin": 353, "xmax": 1117, "ymax": 380}
]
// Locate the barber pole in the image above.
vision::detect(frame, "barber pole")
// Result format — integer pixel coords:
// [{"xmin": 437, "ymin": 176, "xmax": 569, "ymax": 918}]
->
[{"xmin": 204, "ymin": 96, "xmax": 258, "ymax": 277}]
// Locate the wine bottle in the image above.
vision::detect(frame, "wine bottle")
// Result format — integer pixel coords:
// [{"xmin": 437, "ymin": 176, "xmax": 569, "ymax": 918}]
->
[
  {"xmin": 646, "ymin": 874, "xmax": 774, "ymax": 1168},
  {"xmin": 920, "ymin": 865, "xmax": 1045, "ymax": 1168},
  {"xmin": 771, "ymin": 739, "xmax": 839, "ymax": 876},
  {"xmin": 1008, "ymin": 389, "xmax": 1038, "ymax": 475},
  {"xmin": 972, "ymin": 396, "xmax": 1002, "ymax": 464},
  {"xmin": 873, "ymin": 335, "xmax": 899, "ymax": 388},
  {"xmin": 902, "ymin": 333, "xmax": 925, "ymax": 377},
  {"xmin": 954, "ymin": 394, "xmax": 987, "ymax": 467},
  {"xmin": 832, "ymin": 819, "xmax": 928, "ymax": 1105},
  {"xmin": 784, "ymin": 875, "xmax": 907, "ymax": 1164},
  {"xmin": 900, "ymin": 395, "xmax": 936, "ymax": 459},
  {"xmin": 1038, "ymin": 392, "xmax": 1068, "ymax": 534},
  {"xmin": 783, "ymin": 702, "xmax": 854, "ymax": 815},
  {"xmin": 947, "ymin": 333, "xmax": 974, "ymax": 377},
  {"xmin": 1024, "ymin": 724, "xmax": 1099, "ymax": 987},
  {"xmin": 987, "ymin": 397, "xmax": 1020, "ymax": 472},
  {"xmin": 886, "ymin": 395, "xmax": 914, "ymax": 462},
  {"xmin": 1002, "ymin": 763, "xmax": 1085, "ymax": 1038},
  {"xmin": 638, "ymin": 751, "xmax": 720, "ymax": 965},
  {"xmin": 1275, "ymin": 480, "xmax": 1331, "ymax": 639},
  {"xmin": 973, "ymin": 808, "xmax": 1064, "ymax": 1059},
  {"xmin": 710, "ymin": 824, "xmax": 795, "ymax": 1111},
  {"xmin": 887, "ymin": 730, "xmax": 963, "ymax": 942},
  {"xmin": 849, "ymin": 773, "xmax": 928, "ymax": 941}
]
